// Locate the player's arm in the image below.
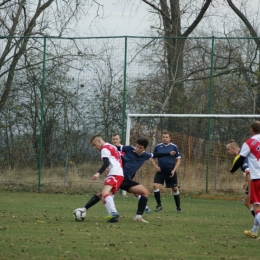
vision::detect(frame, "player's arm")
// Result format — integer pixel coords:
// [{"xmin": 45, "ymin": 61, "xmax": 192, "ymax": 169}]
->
[
  {"xmin": 92, "ymin": 157, "xmax": 109, "ymax": 180},
  {"xmin": 150, "ymin": 147, "xmax": 161, "ymax": 171},
  {"xmin": 230, "ymin": 155, "xmax": 245, "ymax": 173},
  {"xmin": 152, "ymin": 151, "xmax": 176, "ymax": 158},
  {"xmin": 150, "ymin": 157, "xmax": 160, "ymax": 172},
  {"xmin": 97, "ymin": 157, "xmax": 109, "ymax": 174}
]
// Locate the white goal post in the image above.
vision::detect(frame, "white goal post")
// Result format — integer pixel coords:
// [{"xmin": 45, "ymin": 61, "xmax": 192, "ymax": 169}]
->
[
  {"xmin": 125, "ymin": 113, "xmax": 260, "ymax": 145},
  {"xmin": 122, "ymin": 113, "xmax": 260, "ymax": 195}
]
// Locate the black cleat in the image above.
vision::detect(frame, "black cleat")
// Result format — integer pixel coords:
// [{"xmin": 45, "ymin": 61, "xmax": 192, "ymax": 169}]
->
[
  {"xmin": 177, "ymin": 207, "xmax": 182, "ymax": 213},
  {"xmin": 154, "ymin": 205, "xmax": 163, "ymax": 212}
]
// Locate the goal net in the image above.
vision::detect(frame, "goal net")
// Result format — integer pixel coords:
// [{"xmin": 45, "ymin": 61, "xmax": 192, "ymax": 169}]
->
[{"xmin": 125, "ymin": 113, "xmax": 258, "ymax": 195}]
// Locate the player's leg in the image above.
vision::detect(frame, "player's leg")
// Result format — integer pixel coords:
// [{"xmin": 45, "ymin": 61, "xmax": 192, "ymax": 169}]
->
[
  {"xmin": 244, "ymin": 180, "xmax": 260, "ymax": 238},
  {"xmin": 128, "ymin": 183, "xmax": 149, "ymax": 223},
  {"xmin": 82, "ymin": 190, "xmax": 102, "ymax": 212},
  {"xmin": 244, "ymin": 187, "xmax": 255, "ymax": 217},
  {"xmin": 166, "ymin": 173, "xmax": 182, "ymax": 212},
  {"xmin": 135, "ymin": 194, "xmax": 151, "ymax": 213},
  {"xmin": 120, "ymin": 180, "xmax": 149, "ymax": 223},
  {"xmin": 153, "ymin": 172, "xmax": 164, "ymax": 211},
  {"xmin": 102, "ymin": 176, "xmax": 124, "ymax": 221}
]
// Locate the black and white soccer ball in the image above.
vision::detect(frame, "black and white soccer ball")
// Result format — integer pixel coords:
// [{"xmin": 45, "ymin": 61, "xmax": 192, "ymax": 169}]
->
[{"xmin": 73, "ymin": 208, "xmax": 87, "ymax": 221}]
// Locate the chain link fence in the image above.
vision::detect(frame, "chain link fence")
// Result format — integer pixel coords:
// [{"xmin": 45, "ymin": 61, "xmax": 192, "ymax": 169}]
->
[{"xmin": 0, "ymin": 36, "xmax": 259, "ymax": 194}]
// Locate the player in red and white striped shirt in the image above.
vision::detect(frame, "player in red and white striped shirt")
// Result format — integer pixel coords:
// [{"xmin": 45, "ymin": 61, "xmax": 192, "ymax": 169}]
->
[
  {"xmin": 88, "ymin": 134, "xmax": 124, "ymax": 222},
  {"xmin": 230, "ymin": 121, "xmax": 260, "ymax": 238}
]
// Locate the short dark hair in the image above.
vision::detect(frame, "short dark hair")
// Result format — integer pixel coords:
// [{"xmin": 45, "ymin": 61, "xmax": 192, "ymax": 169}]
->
[
  {"xmin": 162, "ymin": 131, "xmax": 171, "ymax": 137},
  {"xmin": 136, "ymin": 138, "xmax": 149, "ymax": 148},
  {"xmin": 250, "ymin": 121, "xmax": 260, "ymax": 134},
  {"xmin": 112, "ymin": 133, "xmax": 120, "ymax": 137}
]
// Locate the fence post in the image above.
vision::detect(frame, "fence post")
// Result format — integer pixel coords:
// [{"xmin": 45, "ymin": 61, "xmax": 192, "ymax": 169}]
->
[
  {"xmin": 38, "ymin": 36, "xmax": 46, "ymax": 190},
  {"xmin": 214, "ymin": 157, "xmax": 218, "ymax": 191},
  {"xmin": 64, "ymin": 152, "xmax": 69, "ymax": 186},
  {"xmin": 205, "ymin": 36, "xmax": 215, "ymax": 193},
  {"xmin": 121, "ymin": 36, "xmax": 128, "ymax": 144}
]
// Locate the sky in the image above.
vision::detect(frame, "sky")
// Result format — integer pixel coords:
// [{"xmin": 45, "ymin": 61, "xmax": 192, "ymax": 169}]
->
[
  {"xmin": 78, "ymin": 1, "xmax": 151, "ymax": 37},
  {"xmin": 77, "ymin": 0, "xmax": 260, "ymax": 37}
]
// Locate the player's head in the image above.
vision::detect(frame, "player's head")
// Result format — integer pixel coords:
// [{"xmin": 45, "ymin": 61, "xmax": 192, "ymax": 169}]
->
[
  {"xmin": 112, "ymin": 134, "xmax": 121, "ymax": 146},
  {"xmin": 162, "ymin": 132, "xmax": 171, "ymax": 145},
  {"xmin": 225, "ymin": 139, "xmax": 240, "ymax": 156},
  {"xmin": 135, "ymin": 138, "xmax": 148, "ymax": 155},
  {"xmin": 250, "ymin": 120, "xmax": 260, "ymax": 135},
  {"xmin": 90, "ymin": 134, "xmax": 104, "ymax": 151}
]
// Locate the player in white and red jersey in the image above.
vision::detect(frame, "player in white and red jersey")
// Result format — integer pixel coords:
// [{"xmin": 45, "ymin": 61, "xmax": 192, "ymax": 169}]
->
[
  {"xmin": 87, "ymin": 134, "xmax": 124, "ymax": 222},
  {"xmin": 230, "ymin": 121, "xmax": 260, "ymax": 238}
]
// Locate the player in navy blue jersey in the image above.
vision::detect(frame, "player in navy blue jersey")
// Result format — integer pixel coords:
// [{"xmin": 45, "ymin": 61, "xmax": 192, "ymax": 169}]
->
[
  {"xmin": 226, "ymin": 140, "xmax": 255, "ymax": 217},
  {"xmin": 151, "ymin": 132, "xmax": 182, "ymax": 212},
  {"xmin": 112, "ymin": 134, "xmax": 151, "ymax": 213},
  {"xmin": 80, "ymin": 137, "xmax": 175, "ymax": 223}
]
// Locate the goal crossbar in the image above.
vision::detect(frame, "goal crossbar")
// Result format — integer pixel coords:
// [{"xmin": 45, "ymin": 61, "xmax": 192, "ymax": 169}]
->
[{"xmin": 126, "ymin": 113, "xmax": 259, "ymax": 145}]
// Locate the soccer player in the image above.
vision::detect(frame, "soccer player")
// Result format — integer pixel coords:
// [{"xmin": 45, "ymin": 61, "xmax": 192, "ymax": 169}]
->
[
  {"xmin": 112, "ymin": 133, "xmax": 151, "ymax": 214},
  {"xmin": 81, "ymin": 137, "xmax": 175, "ymax": 223},
  {"xmin": 151, "ymin": 131, "xmax": 182, "ymax": 212},
  {"xmin": 86, "ymin": 134, "xmax": 124, "ymax": 222},
  {"xmin": 230, "ymin": 121, "xmax": 260, "ymax": 238},
  {"xmin": 226, "ymin": 140, "xmax": 254, "ymax": 217}
]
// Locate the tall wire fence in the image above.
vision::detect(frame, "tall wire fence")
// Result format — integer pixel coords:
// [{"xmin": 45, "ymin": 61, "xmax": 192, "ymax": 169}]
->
[{"xmin": 0, "ymin": 36, "xmax": 259, "ymax": 194}]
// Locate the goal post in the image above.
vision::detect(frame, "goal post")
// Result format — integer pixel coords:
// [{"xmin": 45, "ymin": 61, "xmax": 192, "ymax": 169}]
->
[{"xmin": 125, "ymin": 113, "xmax": 260, "ymax": 193}]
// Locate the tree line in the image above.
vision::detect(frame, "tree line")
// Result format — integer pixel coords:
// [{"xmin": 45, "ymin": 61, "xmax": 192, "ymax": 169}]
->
[{"xmin": 0, "ymin": 0, "xmax": 259, "ymax": 168}]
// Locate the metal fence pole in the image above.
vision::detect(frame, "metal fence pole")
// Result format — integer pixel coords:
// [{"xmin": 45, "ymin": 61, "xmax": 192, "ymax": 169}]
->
[
  {"xmin": 205, "ymin": 36, "xmax": 215, "ymax": 193},
  {"xmin": 121, "ymin": 36, "xmax": 128, "ymax": 144},
  {"xmin": 38, "ymin": 36, "xmax": 46, "ymax": 190}
]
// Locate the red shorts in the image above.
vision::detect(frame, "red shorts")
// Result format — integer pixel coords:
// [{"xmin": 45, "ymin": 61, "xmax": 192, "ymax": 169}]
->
[
  {"xmin": 104, "ymin": 175, "xmax": 124, "ymax": 194},
  {"xmin": 250, "ymin": 179, "xmax": 260, "ymax": 204}
]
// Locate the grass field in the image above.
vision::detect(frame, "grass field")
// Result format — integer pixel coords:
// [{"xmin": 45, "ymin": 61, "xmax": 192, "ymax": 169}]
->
[{"xmin": 0, "ymin": 191, "xmax": 259, "ymax": 260}]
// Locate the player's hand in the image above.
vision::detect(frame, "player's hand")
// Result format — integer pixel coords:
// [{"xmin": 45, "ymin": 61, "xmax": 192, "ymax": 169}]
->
[
  {"xmin": 170, "ymin": 170, "xmax": 175, "ymax": 177},
  {"xmin": 170, "ymin": 151, "xmax": 176, "ymax": 156},
  {"xmin": 105, "ymin": 167, "xmax": 109, "ymax": 174},
  {"xmin": 242, "ymin": 182, "xmax": 248, "ymax": 190},
  {"xmin": 155, "ymin": 165, "xmax": 161, "ymax": 172},
  {"xmin": 92, "ymin": 173, "xmax": 100, "ymax": 180}
]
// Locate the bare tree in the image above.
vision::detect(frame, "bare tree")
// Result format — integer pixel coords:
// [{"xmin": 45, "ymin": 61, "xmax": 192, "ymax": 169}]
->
[
  {"xmin": 0, "ymin": 0, "xmax": 101, "ymax": 113},
  {"xmin": 226, "ymin": 0, "xmax": 260, "ymax": 112}
]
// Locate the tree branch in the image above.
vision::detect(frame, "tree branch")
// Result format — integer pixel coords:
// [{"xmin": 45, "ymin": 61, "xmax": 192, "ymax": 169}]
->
[
  {"xmin": 226, "ymin": 0, "xmax": 260, "ymax": 49},
  {"xmin": 183, "ymin": 0, "xmax": 212, "ymax": 37},
  {"xmin": 142, "ymin": 0, "xmax": 172, "ymax": 25}
]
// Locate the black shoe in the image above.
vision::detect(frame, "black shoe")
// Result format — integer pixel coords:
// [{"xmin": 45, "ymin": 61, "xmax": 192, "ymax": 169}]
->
[
  {"xmin": 107, "ymin": 218, "xmax": 119, "ymax": 223},
  {"xmin": 155, "ymin": 205, "xmax": 163, "ymax": 212},
  {"xmin": 177, "ymin": 207, "xmax": 182, "ymax": 213}
]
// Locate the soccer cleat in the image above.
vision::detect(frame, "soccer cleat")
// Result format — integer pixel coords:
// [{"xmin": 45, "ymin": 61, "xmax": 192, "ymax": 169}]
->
[
  {"xmin": 177, "ymin": 207, "xmax": 182, "ymax": 213},
  {"xmin": 133, "ymin": 217, "xmax": 149, "ymax": 223},
  {"xmin": 154, "ymin": 205, "xmax": 163, "ymax": 212},
  {"xmin": 107, "ymin": 218, "xmax": 119, "ymax": 223},
  {"xmin": 80, "ymin": 207, "xmax": 87, "ymax": 212},
  {"xmin": 145, "ymin": 207, "xmax": 151, "ymax": 213},
  {"xmin": 104, "ymin": 212, "xmax": 120, "ymax": 221},
  {"xmin": 244, "ymin": 230, "xmax": 257, "ymax": 238}
]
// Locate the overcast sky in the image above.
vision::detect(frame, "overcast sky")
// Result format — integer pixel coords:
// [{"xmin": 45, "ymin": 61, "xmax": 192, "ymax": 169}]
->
[{"xmin": 76, "ymin": 0, "xmax": 260, "ymax": 37}]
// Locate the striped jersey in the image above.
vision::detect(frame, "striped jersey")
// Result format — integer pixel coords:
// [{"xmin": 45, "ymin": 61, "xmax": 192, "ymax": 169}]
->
[
  {"xmin": 239, "ymin": 134, "xmax": 260, "ymax": 179},
  {"xmin": 101, "ymin": 143, "xmax": 123, "ymax": 177}
]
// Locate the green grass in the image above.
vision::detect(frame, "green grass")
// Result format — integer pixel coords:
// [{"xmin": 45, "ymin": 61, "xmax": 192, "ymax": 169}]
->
[{"xmin": 0, "ymin": 191, "xmax": 259, "ymax": 260}]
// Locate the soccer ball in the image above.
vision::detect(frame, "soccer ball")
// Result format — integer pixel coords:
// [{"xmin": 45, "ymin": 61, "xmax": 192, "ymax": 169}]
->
[{"xmin": 73, "ymin": 208, "xmax": 87, "ymax": 221}]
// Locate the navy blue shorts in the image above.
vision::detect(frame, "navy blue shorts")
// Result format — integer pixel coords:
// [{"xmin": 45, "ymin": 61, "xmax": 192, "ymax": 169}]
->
[
  {"xmin": 120, "ymin": 179, "xmax": 140, "ymax": 192},
  {"xmin": 153, "ymin": 171, "xmax": 178, "ymax": 188}
]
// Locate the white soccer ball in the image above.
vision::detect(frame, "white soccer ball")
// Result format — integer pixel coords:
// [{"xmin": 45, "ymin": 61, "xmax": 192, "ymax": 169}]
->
[{"xmin": 73, "ymin": 208, "xmax": 87, "ymax": 221}]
